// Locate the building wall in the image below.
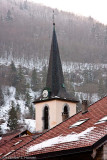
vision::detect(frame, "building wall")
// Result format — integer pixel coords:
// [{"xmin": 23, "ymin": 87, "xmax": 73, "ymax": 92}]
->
[
  {"xmin": 95, "ymin": 143, "xmax": 107, "ymax": 160},
  {"xmin": 35, "ymin": 100, "xmax": 76, "ymax": 132},
  {"xmin": 56, "ymin": 100, "xmax": 76, "ymax": 124}
]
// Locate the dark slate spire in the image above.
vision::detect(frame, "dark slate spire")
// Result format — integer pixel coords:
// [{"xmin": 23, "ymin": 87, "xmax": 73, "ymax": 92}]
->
[
  {"xmin": 46, "ymin": 23, "xmax": 69, "ymax": 98},
  {"xmin": 34, "ymin": 23, "xmax": 79, "ymax": 103}
]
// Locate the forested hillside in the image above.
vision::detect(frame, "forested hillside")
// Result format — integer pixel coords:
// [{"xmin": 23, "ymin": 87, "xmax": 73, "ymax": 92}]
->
[
  {"xmin": 0, "ymin": 0, "xmax": 107, "ymax": 134},
  {"xmin": 0, "ymin": 0, "xmax": 107, "ymax": 63}
]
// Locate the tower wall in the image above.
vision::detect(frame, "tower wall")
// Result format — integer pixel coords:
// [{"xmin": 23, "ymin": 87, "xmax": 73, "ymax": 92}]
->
[
  {"xmin": 35, "ymin": 100, "xmax": 76, "ymax": 132},
  {"xmin": 56, "ymin": 100, "xmax": 76, "ymax": 124}
]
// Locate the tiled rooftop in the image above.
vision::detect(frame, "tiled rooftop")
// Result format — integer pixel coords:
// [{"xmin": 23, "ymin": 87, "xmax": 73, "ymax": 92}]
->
[{"xmin": 0, "ymin": 96, "xmax": 107, "ymax": 159}]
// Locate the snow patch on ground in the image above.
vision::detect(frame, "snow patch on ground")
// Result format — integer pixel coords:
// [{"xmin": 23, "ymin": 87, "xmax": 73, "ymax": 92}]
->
[
  {"xmin": 24, "ymin": 119, "xmax": 36, "ymax": 133},
  {"xmin": 0, "ymin": 56, "xmax": 48, "ymax": 71},
  {"xmin": 0, "ymin": 86, "xmax": 28, "ymax": 120},
  {"xmin": 27, "ymin": 127, "xmax": 95, "ymax": 152},
  {"xmin": 0, "ymin": 122, "xmax": 9, "ymax": 134},
  {"xmin": 0, "ymin": 86, "xmax": 38, "ymax": 133},
  {"xmin": 0, "ymin": 56, "xmax": 107, "ymax": 72},
  {"xmin": 75, "ymin": 92, "xmax": 99, "ymax": 103},
  {"xmin": 63, "ymin": 61, "xmax": 107, "ymax": 73}
]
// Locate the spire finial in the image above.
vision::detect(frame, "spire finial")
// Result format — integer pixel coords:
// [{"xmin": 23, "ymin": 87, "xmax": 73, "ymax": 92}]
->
[{"xmin": 53, "ymin": 10, "xmax": 55, "ymax": 26}]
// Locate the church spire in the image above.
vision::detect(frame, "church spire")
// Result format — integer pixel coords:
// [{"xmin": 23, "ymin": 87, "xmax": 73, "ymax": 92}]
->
[{"xmin": 46, "ymin": 22, "xmax": 69, "ymax": 98}]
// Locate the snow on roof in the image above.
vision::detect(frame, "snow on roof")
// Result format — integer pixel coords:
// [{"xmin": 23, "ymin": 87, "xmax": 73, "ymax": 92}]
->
[
  {"xmin": 100, "ymin": 116, "xmax": 107, "ymax": 121},
  {"xmin": 3, "ymin": 150, "xmax": 15, "ymax": 158},
  {"xmin": 27, "ymin": 127, "xmax": 95, "ymax": 152},
  {"xmin": 13, "ymin": 140, "xmax": 23, "ymax": 146},
  {"xmin": 69, "ymin": 119, "xmax": 88, "ymax": 128},
  {"xmin": 95, "ymin": 115, "xmax": 107, "ymax": 125}
]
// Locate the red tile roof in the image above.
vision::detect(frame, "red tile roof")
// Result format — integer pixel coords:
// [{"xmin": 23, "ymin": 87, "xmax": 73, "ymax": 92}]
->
[
  {"xmin": 0, "ymin": 131, "xmax": 22, "ymax": 147},
  {"xmin": 0, "ymin": 96, "xmax": 107, "ymax": 159}
]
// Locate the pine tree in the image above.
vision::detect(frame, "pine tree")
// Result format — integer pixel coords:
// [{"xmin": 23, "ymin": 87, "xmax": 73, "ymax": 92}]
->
[
  {"xmin": 0, "ymin": 87, "xmax": 4, "ymax": 106},
  {"xmin": 31, "ymin": 68, "xmax": 38, "ymax": 91},
  {"xmin": 25, "ymin": 91, "xmax": 32, "ymax": 107},
  {"xmin": 6, "ymin": 10, "xmax": 13, "ymax": 21},
  {"xmin": 20, "ymin": 2, "xmax": 23, "ymax": 10},
  {"xmin": 23, "ymin": 0, "xmax": 28, "ymax": 9},
  {"xmin": 29, "ymin": 104, "xmax": 35, "ymax": 119},
  {"xmin": 83, "ymin": 70, "xmax": 88, "ymax": 83},
  {"xmin": 16, "ymin": 66, "xmax": 27, "ymax": 94},
  {"xmin": 41, "ymin": 65, "xmax": 47, "ymax": 88},
  {"xmin": 7, "ymin": 101, "xmax": 18, "ymax": 131},
  {"xmin": 104, "ymin": 78, "xmax": 107, "ymax": 96},
  {"xmin": 65, "ymin": 74, "xmax": 75, "ymax": 99},
  {"xmin": 98, "ymin": 78, "xmax": 105, "ymax": 98},
  {"xmin": 104, "ymin": 26, "xmax": 107, "ymax": 45},
  {"xmin": 16, "ymin": 103, "xmax": 21, "ymax": 119},
  {"xmin": 10, "ymin": 61, "xmax": 18, "ymax": 87},
  {"xmin": 0, "ymin": 125, "xmax": 2, "ymax": 135}
]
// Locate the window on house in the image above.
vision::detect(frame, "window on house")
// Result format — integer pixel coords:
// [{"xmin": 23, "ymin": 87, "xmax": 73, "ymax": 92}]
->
[
  {"xmin": 43, "ymin": 106, "xmax": 49, "ymax": 130},
  {"xmin": 95, "ymin": 116, "xmax": 107, "ymax": 125},
  {"xmin": 69, "ymin": 119, "xmax": 89, "ymax": 128},
  {"xmin": 62, "ymin": 105, "xmax": 69, "ymax": 121}
]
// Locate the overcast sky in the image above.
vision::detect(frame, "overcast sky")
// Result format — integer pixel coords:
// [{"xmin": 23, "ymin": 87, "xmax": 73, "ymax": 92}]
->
[{"xmin": 29, "ymin": 0, "xmax": 107, "ymax": 25}]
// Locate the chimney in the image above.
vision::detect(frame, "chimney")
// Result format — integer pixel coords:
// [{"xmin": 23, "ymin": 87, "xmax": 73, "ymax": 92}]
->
[
  {"xmin": 82, "ymin": 100, "xmax": 88, "ymax": 114},
  {"xmin": 62, "ymin": 112, "xmax": 68, "ymax": 121}
]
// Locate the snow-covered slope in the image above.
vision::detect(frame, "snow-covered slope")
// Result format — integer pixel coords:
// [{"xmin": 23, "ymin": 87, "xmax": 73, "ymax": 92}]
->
[
  {"xmin": 0, "ymin": 56, "xmax": 107, "ymax": 72},
  {"xmin": 0, "ymin": 86, "xmax": 38, "ymax": 133}
]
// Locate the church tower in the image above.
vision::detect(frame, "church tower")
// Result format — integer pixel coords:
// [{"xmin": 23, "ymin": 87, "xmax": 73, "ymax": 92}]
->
[{"xmin": 34, "ymin": 23, "xmax": 78, "ymax": 132}]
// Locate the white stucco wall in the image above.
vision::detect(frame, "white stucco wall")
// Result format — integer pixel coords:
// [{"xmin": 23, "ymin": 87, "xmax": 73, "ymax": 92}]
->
[
  {"xmin": 56, "ymin": 100, "xmax": 76, "ymax": 124},
  {"xmin": 35, "ymin": 99, "xmax": 76, "ymax": 132}
]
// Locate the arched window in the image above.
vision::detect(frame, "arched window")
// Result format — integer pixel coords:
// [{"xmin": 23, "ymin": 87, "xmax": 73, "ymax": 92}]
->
[
  {"xmin": 43, "ymin": 106, "xmax": 49, "ymax": 130},
  {"xmin": 64, "ymin": 106, "xmax": 68, "ymax": 114},
  {"xmin": 62, "ymin": 105, "xmax": 69, "ymax": 121}
]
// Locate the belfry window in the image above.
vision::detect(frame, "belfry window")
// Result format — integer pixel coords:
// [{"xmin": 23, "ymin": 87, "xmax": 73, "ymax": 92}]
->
[
  {"xmin": 62, "ymin": 105, "xmax": 69, "ymax": 121},
  {"xmin": 43, "ymin": 106, "xmax": 49, "ymax": 130}
]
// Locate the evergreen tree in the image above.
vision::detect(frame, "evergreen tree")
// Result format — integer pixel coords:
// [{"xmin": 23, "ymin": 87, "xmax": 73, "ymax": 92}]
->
[
  {"xmin": 83, "ymin": 70, "xmax": 93, "ymax": 84},
  {"xmin": 16, "ymin": 103, "xmax": 21, "ymax": 119},
  {"xmin": 41, "ymin": 65, "xmax": 47, "ymax": 88},
  {"xmin": 98, "ymin": 78, "xmax": 105, "ymax": 98},
  {"xmin": 25, "ymin": 90, "xmax": 32, "ymax": 107},
  {"xmin": 29, "ymin": 104, "xmax": 35, "ymax": 119},
  {"xmin": 0, "ymin": 125, "xmax": 2, "ymax": 135},
  {"xmin": 104, "ymin": 78, "xmax": 107, "ymax": 96},
  {"xmin": 68, "ymin": 81, "xmax": 75, "ymax": 98},
  {"xmin": 23, "ymin": 0, "xmax": 28, "ymax": 9},
  {"xmin": 10, "ymin": 61, "xmax": 18, "ymax": 87},
  {"xmin": 64, "ymin": 73, "xmax": 75, "ymax": 99},
  {"xmin": 0, "ymin": 87, "xmax": 4, "ymax": 106},
  {"xmin": 83, "ymin": 70, "xmax": 88, "ymax": 83},
  {"xmin": 19, "ymin": 2, "xmax": 23, "ymax": 10},
  {"xmin": 6, "ymin": 10, "xmax": 13, "ymax": 21},
  {"xmin": 104, "ymin": 26, "xmax": 107, "ymax": 45},
  {"xmin": 31, "ymin": 68, "xmax": 38, "ymax": 91},
  {"xmin": 16, "ymin": 66, "xmax": 27, "ymax": 94},
  {"xmin": 7, "ymin": 101, "xmax": 18, "ymax": 130}
]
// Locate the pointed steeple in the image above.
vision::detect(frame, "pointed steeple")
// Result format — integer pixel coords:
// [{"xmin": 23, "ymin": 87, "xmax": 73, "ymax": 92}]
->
[{"xmin": 46, "ymin": 23, "xmax": 69, "ymax": 98}]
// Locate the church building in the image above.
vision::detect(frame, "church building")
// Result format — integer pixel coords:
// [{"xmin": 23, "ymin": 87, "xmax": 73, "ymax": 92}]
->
[
  {"xmin": 34, "ymin": 22, "xmax": 78, "ymax": 132},
  {"xmin": 0, "ymin": 22, "xmax": 107, "ymax": 160}
]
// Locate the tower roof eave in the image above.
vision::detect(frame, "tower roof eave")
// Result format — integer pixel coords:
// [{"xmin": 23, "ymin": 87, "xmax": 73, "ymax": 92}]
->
[{"xmin": 33, "ymin": 97, "xmax": 79, "ymax": 104}]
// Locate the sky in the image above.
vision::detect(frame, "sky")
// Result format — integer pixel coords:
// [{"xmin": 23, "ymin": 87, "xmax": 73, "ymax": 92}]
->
[{"xmin": 29, "ymin": 0, "xmax": 107, "ymax": 25}]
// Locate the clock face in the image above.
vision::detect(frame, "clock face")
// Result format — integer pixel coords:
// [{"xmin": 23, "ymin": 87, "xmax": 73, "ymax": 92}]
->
[{"xmin": 42, "ymin": 90, "xmax": 48, "ymax": 98}]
